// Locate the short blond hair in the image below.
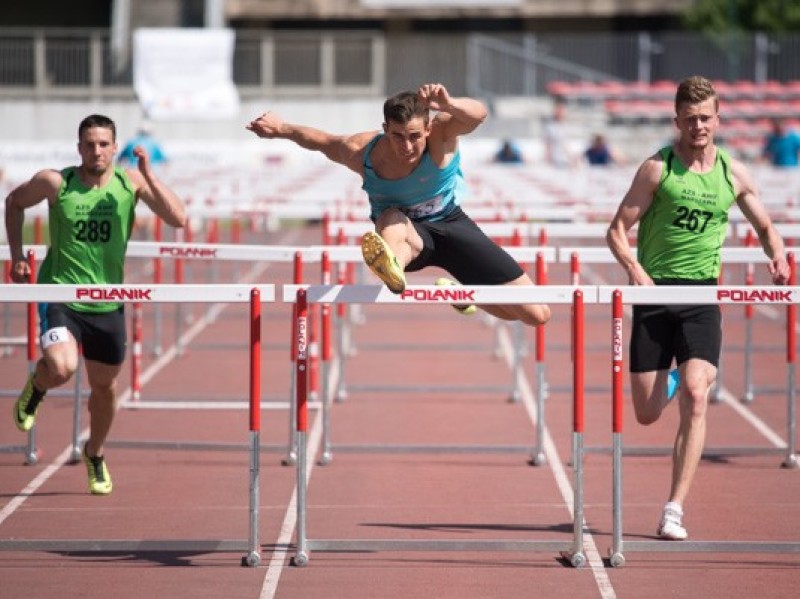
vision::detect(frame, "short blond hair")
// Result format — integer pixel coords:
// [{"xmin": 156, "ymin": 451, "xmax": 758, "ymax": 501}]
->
[{"xmin": 675, "ymin": 76, "xmax": 719, "ymax": 113}]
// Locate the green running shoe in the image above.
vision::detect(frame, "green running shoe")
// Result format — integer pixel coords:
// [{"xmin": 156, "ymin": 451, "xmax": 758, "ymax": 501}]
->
[
  {"xmin": 83, "ymin": 447, "xmax": 113, "ymax": 495},
  {"xmin": 361, "ymin": 231, "xmax": 406, "ymax": 294},
  {"xmin": 13, "ymin": 374, "xmax": 45, "ymax": 432},
  {"xmin": 435, "ymin": 277, "xmax": 477, "ymax": 315}
]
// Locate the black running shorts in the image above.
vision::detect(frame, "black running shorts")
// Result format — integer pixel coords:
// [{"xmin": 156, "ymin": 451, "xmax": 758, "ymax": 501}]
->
[
  {"xmin": 39, "ymin": 303, "xmax": 127, "ymax": 365},
  {"xmin": 629, "ymin": 279, "xmax": 721, "ymax": 372},
  {"xmin": 405, "ymin": 207, "xmax": 525, "ymax": 284}
]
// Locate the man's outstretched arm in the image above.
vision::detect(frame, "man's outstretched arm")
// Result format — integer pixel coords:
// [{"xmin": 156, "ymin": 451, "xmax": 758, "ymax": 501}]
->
[{"xmin": 246, "ymin": 112, "xmax": 373, "ymax": 175}]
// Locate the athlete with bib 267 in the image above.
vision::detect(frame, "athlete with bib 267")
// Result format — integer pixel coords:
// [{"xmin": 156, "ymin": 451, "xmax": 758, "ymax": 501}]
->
[
  {"xmin": 5, "ymin": 114, "xmax": 187, "ymax": 495},
  {"xmin": 246, "ymin": 83, "xmax": 550, "ymax": 328},
  {"xmin": 606, "ymin": 76, "xmax": 790, "ymax": 540}
]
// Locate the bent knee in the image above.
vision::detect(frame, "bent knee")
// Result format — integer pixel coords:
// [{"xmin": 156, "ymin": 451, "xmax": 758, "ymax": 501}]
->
[{"xmin": 634, "ymin": 411, "xmax": 660, "ymax": 426}]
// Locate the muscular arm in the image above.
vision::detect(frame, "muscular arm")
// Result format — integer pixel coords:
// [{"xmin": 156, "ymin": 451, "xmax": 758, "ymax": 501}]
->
[
  {"xmin": 606, "ymin": 155, "xmax": 662, "ymax": 285},
  {"xmin": 4, "ymin": 169, "xmax": 61, "ymax": 280},
  {"xmin": 125, "ymin": 147, "xmax": 187, "ymax": 228},
  {"xmin": 731, "ymin": 158, "xmax": 790, "ymax": 284},
  {"xmin": 246, "ymin": 112, "xmax": 373, "ymax": 176},
  {"xmin": 419, "ymin": 83, "xmax": 487, "ymax": 144}
]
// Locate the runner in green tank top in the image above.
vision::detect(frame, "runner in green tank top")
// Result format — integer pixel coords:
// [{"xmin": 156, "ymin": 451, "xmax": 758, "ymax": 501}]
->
[
  {"xmin": 38, "ymin": 164, "xmax": 137, "ymax": 313},
  {"xmin": 607, "ymin": 76, "xmax": 789, "ymax": 540},
  {"xmin": 5, "ymin": 114, "xmax": 186, "ymax": 495}
]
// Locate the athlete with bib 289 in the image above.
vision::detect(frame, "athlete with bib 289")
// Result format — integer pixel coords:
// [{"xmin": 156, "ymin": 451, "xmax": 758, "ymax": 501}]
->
[
  {"xmin": 606, "ymin": 76, "xmax": 790, "ymax": 540},
  {"xmin": 246, "ymin": 83, "xmax": 550, "ymax": 328},
  {"xmin": 5, "ymin": 114, "xmax": 187, "ymax": 495}
]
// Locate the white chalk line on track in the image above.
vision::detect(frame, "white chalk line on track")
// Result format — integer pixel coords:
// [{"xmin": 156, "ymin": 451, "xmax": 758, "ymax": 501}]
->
[
  {"xmin": 495, "ymin": 326, "xmax": 617, "ymax": 599},
  {"xmin": 258, "ymin": 320, "xmax": 617, "ymax": 599},
  {"xmin": 0, "ymin": 228, "xmax": 301, "ymax": 528},
  {"xmin": 259, "ymin": 375, "xmax": 327, "ymax": 598}
]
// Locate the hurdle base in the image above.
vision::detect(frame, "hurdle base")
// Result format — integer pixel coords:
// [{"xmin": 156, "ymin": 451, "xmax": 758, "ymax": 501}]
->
[{"xmin": 610, "ymin": 539, "xmax": 800, "ymax": 567}]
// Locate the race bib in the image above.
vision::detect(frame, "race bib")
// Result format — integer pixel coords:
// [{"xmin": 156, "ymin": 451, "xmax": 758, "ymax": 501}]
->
[
  {"xmin": 400, "ymin": 195, "xmax": 446, "ymax": 219},
  {"xmin": 41, "ymin": 326, "xmax": 71, "ymax": 349}
]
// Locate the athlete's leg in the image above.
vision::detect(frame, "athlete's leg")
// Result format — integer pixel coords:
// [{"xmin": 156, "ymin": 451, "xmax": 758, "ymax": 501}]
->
[
  {"xmin": 479, "ymin": 272, "xmax": 550, "ymax": 326},
  {"xmin": 668, "ymin": 357, "xmax": 716, "ymax": 506},
  {"xmin": 374, "ymin": 208, "xmax": 424, "ymax": 267},
  {"xmin": 83, "ymin": 359, "xmax": 123, "ymax": 458},
  {"xmin": 630, "ymin": 368, "xmax": 675, "ymax": 425},
  {"xmin": 37, "ymin": 328, "xmax": 81, "ymax": 390}
]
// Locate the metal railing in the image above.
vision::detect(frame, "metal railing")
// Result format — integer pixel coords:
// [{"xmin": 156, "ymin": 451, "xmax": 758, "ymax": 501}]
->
[{"xmin": 2, "ymin": 27, "xmax": 800, "ymax": 100}]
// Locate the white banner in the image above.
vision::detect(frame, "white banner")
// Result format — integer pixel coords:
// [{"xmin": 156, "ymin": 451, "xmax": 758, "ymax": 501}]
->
[{"xmin": 133, "ymin": 28, "xmax": 240, "ymax": 121}]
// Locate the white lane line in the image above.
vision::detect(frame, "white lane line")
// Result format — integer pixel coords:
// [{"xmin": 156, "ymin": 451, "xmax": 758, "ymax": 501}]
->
[
  {"xmin": 0, "ymin": 296, "xmax": 232, "ymax": 526},
  {"xmin": 498, "ymin": 328, "xmax": 617, "ymax": 599},
  {"xmin": 716, "ymin": 388, "xmax": 788, "ymax": 448},
  {"xmin": 259, "ymin": 405, "xmax": 324, "ymax": 599}
]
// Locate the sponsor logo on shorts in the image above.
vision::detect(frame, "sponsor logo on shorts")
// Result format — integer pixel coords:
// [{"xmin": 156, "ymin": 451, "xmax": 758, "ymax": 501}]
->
[{"xmin": 716, "ymin": 289, "xmax": 793, "ymax": 302}]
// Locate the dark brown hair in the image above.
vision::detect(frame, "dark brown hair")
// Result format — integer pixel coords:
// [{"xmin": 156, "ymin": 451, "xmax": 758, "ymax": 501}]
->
[
  {"xmin": 78, "ymin": 114, "xmax": 117, "ymax": 141},
  {"xmin": 383, "ymin": 91, "xmax": 429, "ymax": 126}
]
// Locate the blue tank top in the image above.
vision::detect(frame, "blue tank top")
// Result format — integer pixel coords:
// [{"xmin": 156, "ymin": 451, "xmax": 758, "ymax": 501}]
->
[{"xmin": 361, "ymin": 134, "xmax": 465, "ymax": 222}]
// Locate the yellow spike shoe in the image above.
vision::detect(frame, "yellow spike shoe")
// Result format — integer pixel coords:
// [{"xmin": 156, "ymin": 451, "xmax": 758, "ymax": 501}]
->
[
  {"xmin": 83, "ymin": 447, "xmax": 113, "ymax": 495},
  {"xmin": 435, "ymin": 277, "xmax": 477, "ymax": 315},
  {"xmin": 361, "ymin": 231, "xmax": 406, "ymax": 294}
]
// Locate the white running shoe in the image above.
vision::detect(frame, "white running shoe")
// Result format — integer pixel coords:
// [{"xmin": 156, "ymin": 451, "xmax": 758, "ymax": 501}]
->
[{"xmin": 657, "ymin": 502, "xmax": 688, "ymax": 540}]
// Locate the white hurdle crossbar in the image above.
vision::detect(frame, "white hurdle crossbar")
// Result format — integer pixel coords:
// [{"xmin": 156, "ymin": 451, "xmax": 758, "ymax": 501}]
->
[
  {"xmin": 0, "ymin": 283, "xmax": 274, "ymax": 567},
  {"xmin": 286, "ymin": 284, "xmax": 593, "ymax": 567}
]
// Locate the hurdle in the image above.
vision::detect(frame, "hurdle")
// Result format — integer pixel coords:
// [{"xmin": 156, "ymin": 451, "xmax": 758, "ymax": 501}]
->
[
  {"xmin": 566, "ymin": 247, "xmax": 799, "ymax": 463},
  {"xmin": 285, "ymin": 284, "xmax": 591, "ymax": 567},
  {"xmin": 0, "ymin": 283, "xmax": 273, "ymax": 567},
  {"xmin": 560, "ymin": 245, "xmax": 783, "ymax": 405},
  {"xmin": 0, "ymin": 250, "xmax": 44, "ymax": 464},
  {"xmin": 736, "ymin": 223, "xmax": 800, "ymax": 403},
  {"xmin": 295, "ymin": 246, "xmax": 556, "ymax": 466},
  {"xmin": 605, "ymin": 284, "xmax": 799, "ymax": 567}
]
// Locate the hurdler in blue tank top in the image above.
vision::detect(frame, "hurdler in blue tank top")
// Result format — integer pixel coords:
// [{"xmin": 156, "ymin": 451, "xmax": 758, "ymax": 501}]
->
[{"xmin": 362, "ymin": 133, "xmax": 466, "ymax": 222}]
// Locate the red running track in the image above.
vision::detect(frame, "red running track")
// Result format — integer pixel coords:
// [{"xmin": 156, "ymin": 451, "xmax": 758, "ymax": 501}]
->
[{"xmin": 1, "ymin": 224, "xmax": 799, "ymax": 599}]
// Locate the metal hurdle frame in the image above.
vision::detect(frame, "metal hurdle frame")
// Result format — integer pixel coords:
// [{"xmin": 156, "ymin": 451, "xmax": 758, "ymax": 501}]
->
[
  {"xmin": 0, "ymin": 283, "xmax": 273, "ymax": 568},
  {"xmin": 285, "ymin": 284, "xmax": 592, "ymax": 568},
  {"xmin": 1, "ymin": 242, "xmax": 315, "ymax": 464},
  {"xmin": 562, "ymin": 245, "xmax": 792, "ymax": 417},
  {"xmin": 559, "ymin": 247, "xmax": 797, "ymax": 468},
  {"xmin": 736, "ymin": 223, "xmax": 800, "ymax": 403},
  {"xmin": 0, "ymin": 248, "xmax": 83, "ymax": 464},
  {"xmin": 604, "ymin": 285, "xmax": 800, "ymax": 567},
  {"xmin": 291, "ymin": 246, "xmax": 556, "ymax": 466}
]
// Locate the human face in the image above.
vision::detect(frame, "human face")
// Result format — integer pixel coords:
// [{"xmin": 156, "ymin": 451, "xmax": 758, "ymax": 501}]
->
[
  {"xmin": 674, "ymin": 98, "xmax": 718, "ymax": 150},
  {"xmin": 383, "ymin": 117, "xmax": 430, "ymax": 165},
  {"xmin": 78, "ymin": 126, "xmax": 117, "ymax": 176}
]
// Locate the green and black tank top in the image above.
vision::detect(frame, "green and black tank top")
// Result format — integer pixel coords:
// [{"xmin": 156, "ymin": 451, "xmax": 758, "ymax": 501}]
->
[
  {"xmin": 636, "ymin": 146, "xmax": 735, "ymax": 281},
  {"xmin": 38, "ymin": 166, "xmax": 137, "ymax": 312}
]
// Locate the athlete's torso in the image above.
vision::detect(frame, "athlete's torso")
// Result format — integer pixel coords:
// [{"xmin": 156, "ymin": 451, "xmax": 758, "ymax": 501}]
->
[
  {"xmin": 637, "ymin": 146, "xmax": 736, "ymax": 280},
  {"xmin": 38, "ymin": 166, "xmax": 137, "ymax": 312},
  {"xmin": 361, "ymin": 134, "xmax": 465, "ymax": 222}
]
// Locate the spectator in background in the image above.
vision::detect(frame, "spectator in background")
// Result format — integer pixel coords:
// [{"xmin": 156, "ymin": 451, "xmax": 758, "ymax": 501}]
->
[
  {"xmin": 761, "ymin": 118, "xmax": 800, "ymax": 167},
  {"xmin": 118, "ymin": 122, "xmax": 167, "ymax": 167},
  {"xmin": 494, "ymin": 139, "xmax": 524, "ymax": 164},
  {"xmin": 584, "ymin": 133, "xmax": 624, "ymax": 166},
  {"xmin": 541, "ymin": 100, "xmax": 575, "ymax": 168}
]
